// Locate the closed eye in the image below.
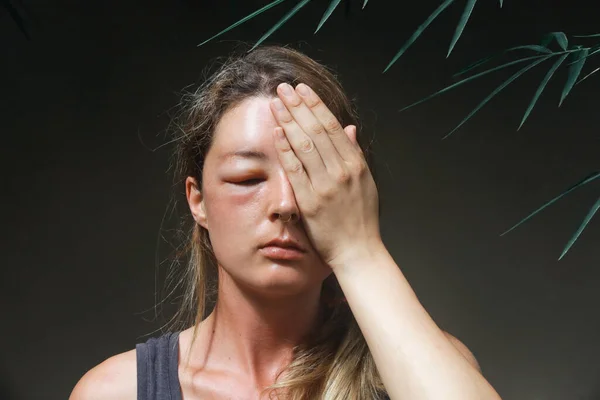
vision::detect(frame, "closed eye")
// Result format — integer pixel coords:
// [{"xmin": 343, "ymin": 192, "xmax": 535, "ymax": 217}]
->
[{"xmin": 234, "ymin": 178, "xmax": 264, "ymax": 186}]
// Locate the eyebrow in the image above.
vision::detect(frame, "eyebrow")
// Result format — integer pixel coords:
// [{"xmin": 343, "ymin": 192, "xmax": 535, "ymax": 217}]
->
[{"xmin": 220, "ymin": 150, "xmax": 269, "ymax": 161}]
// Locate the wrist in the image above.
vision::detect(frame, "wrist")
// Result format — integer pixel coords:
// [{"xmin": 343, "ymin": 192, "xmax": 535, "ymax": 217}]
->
[{"xmin": 329, "ymin": 239, "xmax": 389, "ymax": 276}]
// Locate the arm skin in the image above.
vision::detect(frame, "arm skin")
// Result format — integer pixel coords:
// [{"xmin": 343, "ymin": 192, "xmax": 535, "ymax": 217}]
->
[{"xmin": 332, "ymin": 242, "xmax": 502, "ymax": 400}]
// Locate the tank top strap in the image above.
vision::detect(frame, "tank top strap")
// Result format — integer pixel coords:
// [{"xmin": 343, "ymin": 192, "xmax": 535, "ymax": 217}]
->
[{"xmin": 136, "ymin": 331, "xmax": 182, "ymax": 400}]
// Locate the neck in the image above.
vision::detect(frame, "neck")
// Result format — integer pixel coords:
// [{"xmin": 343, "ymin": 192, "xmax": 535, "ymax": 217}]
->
[{"xmin": 196, "ymin": 268, "xmax": 324, "ymax": 388}]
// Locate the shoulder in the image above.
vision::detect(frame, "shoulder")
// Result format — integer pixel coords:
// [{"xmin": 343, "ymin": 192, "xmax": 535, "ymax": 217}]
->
[
  {"xmin": 442, "ymin": 331, "xmax": 481, "ymax": 372},
  {"xmin": 69, "ymin": 349, "xmax": 137, "ymax": 400}
]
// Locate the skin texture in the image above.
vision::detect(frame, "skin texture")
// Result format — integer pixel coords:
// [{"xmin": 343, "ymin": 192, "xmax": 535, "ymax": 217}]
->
[{"xmin": 69, "ymin": 83, "xmax": 498, "ymax": 400}]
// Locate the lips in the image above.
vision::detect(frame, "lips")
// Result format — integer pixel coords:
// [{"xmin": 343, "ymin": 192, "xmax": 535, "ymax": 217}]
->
[
  {"xmin": 259, "ymin": 245, "xmax": 306, "ymax": 260},
  {"xmin": 261, "ymin": 238, "xmax": 306, "ymax": 253},
  {"xmin": 259, "ymin": 237, "xmax": 307, "ymax": 260}
]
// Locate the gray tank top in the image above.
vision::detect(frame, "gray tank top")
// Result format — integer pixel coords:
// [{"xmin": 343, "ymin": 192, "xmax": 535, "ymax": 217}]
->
[
  {"xmin": 136, "ymin": 331, "xmax": 390, "ymax": 400},
  {"xmin": 136, "ymin": 331, "xmax": 182, "ymax": 400}
]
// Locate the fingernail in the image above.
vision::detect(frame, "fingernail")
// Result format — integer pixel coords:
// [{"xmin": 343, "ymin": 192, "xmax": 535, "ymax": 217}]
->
[
  {"xmin": 296, "ymin": 84, "xmax": 309, "ymax": 96},
  {"xmin": 280, "ymin": 83, "xmax": 293, "ymax": 96}
]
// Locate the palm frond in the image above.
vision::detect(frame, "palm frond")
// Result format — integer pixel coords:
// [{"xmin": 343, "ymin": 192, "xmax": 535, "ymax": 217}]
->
[
  {"xmin": 500, "ymin": 172, "xmax": 600, "ymax": 236},
  {"xmin": 499, "ymin": 0, "xmax": 503, "ymax": 7},
  {"xmin": 250, "ymin": 0, "xmax": 312, "ymax": 52},
  {"xmin": 442, "ymin": 56, "xmax": 552, "ymax": 139},
  {"xmin": 541, "ymin": 31, "xmax": 568, "ymax": 50},
  {"xmin": 198, "ymin": 0, "xmax": 289, "ymax": 47},
  {"xmin": 454, "ymin": 45, "xmax": 552, "ymax": 77},
  {"xmin": 383, "ymin": 0, "xmax": 456, "ymax": 73},
  {"xmin": 567, "ymin": 45, "xmax": 600, "ymax": 65},
  {"xmin": 447, "ymin": 0, "xmax": 478, "ymax": 57},
  {"xmin": 559, "ymin": 48, "xmax": 589, "ymax": 106},
  {"xmin": 518, "ymin": 53, "xmax": 568, "ymax": 130},
  {"xmin": 362, "ymin": 0, "xmax": 369, "ymax": 9},
  {"xmin": 559, "ymin": 195, "xmax": 600, "ymax": 260},
  {"xmin": 576, "ymin": 67, "xmax": 600, "ymax": 85},
  {"xmin": 315, "ymin": 0, "xmax": 342, "ymax": 34},
  {"xmin": 404, "ymin": 32, "xmax": 598, "ymax": 135},
  {"xmin": 573, "ymin": 33, "xmax": 600, "ymax": 38},
  {"xmin": 399, "ymin": 54, "xmax": 548, "ymax": 112}
]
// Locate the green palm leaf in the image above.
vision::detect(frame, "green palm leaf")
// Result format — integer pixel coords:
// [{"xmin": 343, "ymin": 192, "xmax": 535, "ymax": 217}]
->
[
  {"xmin": 442, "ymin": 55, "xmax": 552, "ymax": 139},
  {"xmin": 500, "ymin": 171, "xmax": 600, "ymax": 236},
  {"xmin": 576, "ymin": 67, "xmax": 600, "ymax": 85},
  {"xmin": 447, "ymin": 0, "xmax": 478, "ymax": 57},
  {"xmin": 383, "ymin": 0, "xmax": 456, "ymax": 73},
  {"xmin": 585, "ymin": 46, "xmax": 600, "ymax": 58},
  {"xmin": 315, "ymin": 0, "xmax": 342, "ymax": 34},
  {"xmin": 518, "ymin": 53, "xmax": 569, "ymax": 130},
  {"xmin": 558, "ymin": 194, "xmax": 600, "ymax": 260},
  {"xmin": 454, "ymin": 45, "xmax": 552, "ymax": 77},
  {"xmin": 499, "ymin": 0, "xmax": 503, "ymax": 7},
  {"xmin": 399, "ymin": 54, "xmax": 548, "ymax": 112},
  {"xmin": 198, "ymin": 0, "xmax": 289, "ymax": 47},
  {"xmin": 559, "ymin": 48, "xmax": 589, "ymax": 106},
  {"xmin": 250, "ymin": 0, "xmax": 312, "ymax": 52},
  {"xmin": 363, "ymin": 0, "xmax": 369, "ymax": 9},
  {"xmin": 569, "ymin": 45, "xmax": 600, "ymax": 65},
  {"xmin": 572, "ymin": 33, "xmax": 600, "ymax": 38},
  {"xmin": 541, "ymin": 31, "xmax": 568, "ymax": 50}
]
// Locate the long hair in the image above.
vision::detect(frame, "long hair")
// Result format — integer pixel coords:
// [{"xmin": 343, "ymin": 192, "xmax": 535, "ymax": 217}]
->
[{"xmin": 167, "ymin": 44, "xmax": 385, "ymax": 399}]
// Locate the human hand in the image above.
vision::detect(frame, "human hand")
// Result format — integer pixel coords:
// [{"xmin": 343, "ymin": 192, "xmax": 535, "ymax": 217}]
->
[{"xmin": 270, "ymin": 82, "xmax": 382, "ymax": 270}]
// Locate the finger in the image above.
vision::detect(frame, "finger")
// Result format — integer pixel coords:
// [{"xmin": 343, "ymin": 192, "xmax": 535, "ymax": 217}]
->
[
  {"xmin": 295, "ymin": 83, "xmax": 362, "ymax": 165},
  {"xmin": 276, "ymin": 83, "xmax": 345, "ymax": 174},
  {"xmin": 344, "ymin": 125, "xmax": 365, "ymax": 158},
  {"xmin": 345, "ymin": 125, "xmax": 357, "ymax": 147},
  {"xmin": 270, "ymin": 95, "xmax": 329, "ymax": 186},
  {"xmin": 272, "ymin": 127, "xmax": 316, "ymax": 212}
]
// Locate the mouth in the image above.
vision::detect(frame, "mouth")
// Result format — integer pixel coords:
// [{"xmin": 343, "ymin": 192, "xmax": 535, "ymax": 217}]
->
[{"xmin": 259, "ymin": 245, "xmax": 306, "ymax": 260}]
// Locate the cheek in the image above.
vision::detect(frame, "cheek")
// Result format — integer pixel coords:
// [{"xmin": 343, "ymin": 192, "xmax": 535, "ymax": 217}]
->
[
  {"xmin": 205, "ymin": 188, "xmax": 262, "ymax": 252},
  {"xmin": 214, "ymin": 188, "xmax": 262, "ymax": 221}
]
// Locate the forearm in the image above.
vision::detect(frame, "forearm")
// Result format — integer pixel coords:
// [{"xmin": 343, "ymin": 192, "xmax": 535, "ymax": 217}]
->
[{"xmin": 332, "ymin": 243, "xmax": 502, "ymax": 400}]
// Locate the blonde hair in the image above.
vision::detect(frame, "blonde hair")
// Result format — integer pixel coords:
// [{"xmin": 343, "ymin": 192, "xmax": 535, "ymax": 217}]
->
[{"xmin": 165, "ymin": 44, "xmax": 386, "ymax": 399}]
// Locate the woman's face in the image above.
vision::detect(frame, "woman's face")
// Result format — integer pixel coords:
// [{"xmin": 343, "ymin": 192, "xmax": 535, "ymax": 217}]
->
[{"xmin": 187, "ymin": 96, "xmax": 332, "ymax": 298}]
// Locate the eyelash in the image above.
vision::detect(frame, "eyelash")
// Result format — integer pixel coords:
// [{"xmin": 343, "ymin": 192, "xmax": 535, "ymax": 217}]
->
[{"xmin": 234, "ymin": 178, "xmax": 264, "ymax": 186}]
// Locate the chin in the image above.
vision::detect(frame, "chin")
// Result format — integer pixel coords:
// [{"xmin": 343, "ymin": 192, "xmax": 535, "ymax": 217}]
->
[
  {"xmin": 234, "ymin": 263, "xmax": 327, "ymax": 301},
  {"xmin": 216, "ymin": 252, "xmax": 332, "ymax": 299},
  {"xmin": 251, "ymin": 263, "xmax": 321, "ymax": 295}
]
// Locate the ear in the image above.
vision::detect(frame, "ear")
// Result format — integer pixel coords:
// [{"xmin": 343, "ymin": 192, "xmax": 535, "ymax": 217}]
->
[{"xmin": 185, "ymin": 176, "xmax": 209, "ymax": 229}]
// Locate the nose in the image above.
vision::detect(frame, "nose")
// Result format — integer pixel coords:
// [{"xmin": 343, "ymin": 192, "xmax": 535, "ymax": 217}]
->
[{"xmin": 270, "ymin": 170, "xmax": 300, "ymax": 223}]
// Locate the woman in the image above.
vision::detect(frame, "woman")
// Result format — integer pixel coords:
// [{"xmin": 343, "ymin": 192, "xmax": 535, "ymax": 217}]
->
[{"xmin": 70, "ymin": 45, "xmax": 501, "ymax": 399}]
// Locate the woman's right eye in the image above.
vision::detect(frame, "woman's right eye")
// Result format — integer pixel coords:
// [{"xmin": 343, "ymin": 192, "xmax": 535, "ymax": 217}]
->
[{"xmin": 234, "ymin": 179, "xmax": 263, "ymax": 186}]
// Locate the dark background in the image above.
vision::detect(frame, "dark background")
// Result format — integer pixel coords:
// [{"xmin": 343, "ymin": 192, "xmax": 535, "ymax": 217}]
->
[{"xmin": 2, "ymin": 1, "xmax": 599, "ymax": 399}]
